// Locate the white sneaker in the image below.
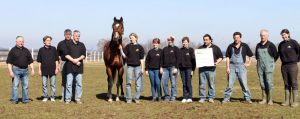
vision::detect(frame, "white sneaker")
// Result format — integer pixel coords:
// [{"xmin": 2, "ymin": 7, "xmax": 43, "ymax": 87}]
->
[
  {"xmin": 42, "ymin": 98, "xmax": 48, "ymax": 102},
  {"xmin": 187, "ymin": 99, "xmax": 193, "ymax": 103},
  {"xmin": 50, "ymin": 98, "xmax": 55, "ymax": 102},
  {"xmin": 198, "ymin": 99, "xmax": 205, "ymax": 103},
  {"xmin": 208, "ymin": 99, "xmax": 214, "ymax": 103},
  {"xmin": 181, "ymin": 99, "xmax": 187, "ymax": 103}
]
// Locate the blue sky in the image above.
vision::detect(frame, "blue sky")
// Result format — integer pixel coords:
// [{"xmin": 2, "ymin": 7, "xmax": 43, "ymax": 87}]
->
[{"xmin": 0, "ymin": 0, "xmax": 299, "ymax": 50}]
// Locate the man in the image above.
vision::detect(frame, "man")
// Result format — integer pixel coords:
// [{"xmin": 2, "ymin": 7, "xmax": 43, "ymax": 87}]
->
[
  {"xmin": 37, "ymin": 35, "xmax": 59, "ymax": 102},
  {"xmin": 64, "ymin": 30, "xmax": 86, "ymax": 104},
  {"xmin": 255, "ymin": 29, "xmax": 278, "ymax": 105},
  {"xmin": 198, "ymin": 34, "xmax": 223, "ymax": 103},
  {"xmin": 7, "ymin": 36, "xmax": 34, "ymax": 104},
  {"xmin": 161, "ymin": 36, "xmax": 179, "ymax": 102},
  {"xmin": 222, "ymin": 32, "xmax": 253, "ymax": 104},
  {"xmin": 57, "ymin": 29, "xmax": 72, "ymax": 102}
]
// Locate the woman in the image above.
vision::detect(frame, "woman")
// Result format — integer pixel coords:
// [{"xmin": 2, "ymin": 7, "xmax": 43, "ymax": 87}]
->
[
  {"xmin": 278, "ymin": 29, "xmax": 299, "ymax": 107},
  {"xmin": 145, "ymin": 38, "xmax": 163, "ymax": 101},
  {"xmin": 178, "ymin": 37, "xmax": 196, "ymax": 103}
]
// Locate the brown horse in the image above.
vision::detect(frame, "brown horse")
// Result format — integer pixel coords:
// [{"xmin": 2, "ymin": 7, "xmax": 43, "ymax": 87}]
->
[{"xmin": 103, "ymin": 17, "xmax": 125, "ymax": 102}]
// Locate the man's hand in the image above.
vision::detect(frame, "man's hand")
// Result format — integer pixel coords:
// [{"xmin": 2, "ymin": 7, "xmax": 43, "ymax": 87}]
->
[
  {"xmin": 226, "ymin": 67, "xmax": 230, "ymax": 75},
  {"xmin": 145, "ymin": 71, "xmax": 149, "ymax": 76},
  {"xmin": 172, "ymin": 68, "xmax": 178, "ymax": 75},
  {"xmin": 244, "ymin": 63, "xmax": 250, "ymax": 68},
  {"xmin": 9, "ymin": 71, "xmax": 14, "ymax": 78},
  {"xmin": 38, "ymin": 70, "xmax": 42, "ymax": 76},
  {"xmin": 76, "ymin": 62, "xmax": 81, "ymax": 66},
  {"xmin": 160, "ymin": 68, "xmax": 164, "ymax": 75},
  {"xmin": 55, "ymin": 68, "xmax": 59, "ymax": 74}
]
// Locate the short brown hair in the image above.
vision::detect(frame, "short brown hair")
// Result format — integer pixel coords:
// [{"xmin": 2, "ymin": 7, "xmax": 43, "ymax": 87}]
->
[
  {"xmin": 129, "ymin": 33, "xmax": 138, "ymax": 39},
  {"xmin": 281, "ymin": 29, "xmax": 290, "ymax": 35},
  {"xmin": 182, "ymin": 36, "xmax": 189, "ymax": 43},
  {"xmin": 153, "ymin": 38, "xmax": 160, "ymax": 44},
  {"xmin": 233, "ymin": 32, "xmax": 242, "ymax": 38},
  {"xmin": 43, "ymin": 35, "xmax": 52, "ymax": 42}
]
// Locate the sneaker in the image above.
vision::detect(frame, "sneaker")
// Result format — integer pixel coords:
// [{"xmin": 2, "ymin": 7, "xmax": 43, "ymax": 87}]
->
[
  {"xmin": 135, "ymin": 100, "xmax": 140, "ymax": 104},
  {"xmin": 65, "ymin": 101, "xmax": 70, "ymax": 104},
  {"xmin": 126, "ymin": 100, "xmax": 132, "ymax": 104},
  {"xmin": 11, "ymin": 101, "xmax": 18, "ymax": 104},
  {"xmin": 42, "ymin": 98, "xmax": 48, "ymax": 102},
  {"xmin": 187, "ymin": 99, "xmax": 193, "ymax": 103},
  {"xmin": 222, "ymin": 99, "xmax": 230, "ymax": 104},
  {"xmin": 208, "ymin": 99, "xmax": 214, "ymax": 103},
  {"xmin": 50, "ymin": 98, "xmax": 55, "ymax": 102},
  {"xmin": 164, "ymin": 98, "xmax": 170, "ymax": 102},
  {"xmin": 170, "ymin": 97, "xmax": 176, "ymax": 102},
  {"xmin": 181, "ymin": 99, "xmax": 187, "ymax": 103},
  {"xmin": 76, "ymin": 100, "xmax": 82, "ymax": 104},
  {"xmin": 245, "ymin": 100, "xmax": 253, "ymax": 104},
  {"xmin": 198, "ymin": 99, "xmax": 205, "ymax": 103}
]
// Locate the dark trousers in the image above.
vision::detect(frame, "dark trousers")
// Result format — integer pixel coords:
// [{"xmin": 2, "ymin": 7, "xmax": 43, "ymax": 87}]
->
[
  {"xmin": 281, "ymin": 63, "xmax": 298, "ymax": 90},
  {"xmin": 180, "ymin": 68, "xmax": 192, "ymax": 99}
]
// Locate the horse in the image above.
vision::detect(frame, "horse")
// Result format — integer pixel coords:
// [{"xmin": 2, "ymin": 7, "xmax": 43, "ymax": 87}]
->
[{"xmin": 103, "ymin": 17, "xmax": 125, "ymax": 102}]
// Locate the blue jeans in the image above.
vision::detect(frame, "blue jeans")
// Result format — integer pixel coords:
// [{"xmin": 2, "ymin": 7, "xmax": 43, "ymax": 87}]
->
[
  {"xmin": 11, "ymin": 66, "xmax": 29, "ymax": 103},
  {"xmin": 126, "ymin": 66, "xmax": 143, "ymax": 101},
  {"xmin": 60, "ymin": 61, "xmax": 66, "ymax": 100},
  {"xmin": 148, "ymin": 69, "xmax": 161, "ymax": 99},
  {"xmin": 224, "ymin": 64, "xmax": 251, "ymax": 101},
  {"xmin": 180, "ymin": 68, "xmax": 192, "ymax": 99},
  {"xmin": 162, "ymin": 66, "xmax": 178, "ymax": 100},
  {"xmin": 65, "ymin": 73, "xmax": 82, "ymax": 102},
  {"xmin": 199, "ymin": 67, "xmax": 216, "ymax": 100},
  {"xmin": 42, "ymin": 75, "xmax": 56, "ymax": 98}
]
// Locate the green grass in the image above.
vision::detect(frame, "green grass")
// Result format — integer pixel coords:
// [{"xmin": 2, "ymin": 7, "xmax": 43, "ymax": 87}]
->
[{"xmin": 0, "ymin": 62, "xmax": 299, "ymax": 119}]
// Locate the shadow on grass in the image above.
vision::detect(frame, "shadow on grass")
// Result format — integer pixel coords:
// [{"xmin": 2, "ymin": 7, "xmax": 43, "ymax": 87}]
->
[
  {"xmin": 36, "ymin": 96, "xmax": 63, "ymax": 100},
  {"xmin": 96, "ymin": 93, "xmax": 126, "ymax": 102}
]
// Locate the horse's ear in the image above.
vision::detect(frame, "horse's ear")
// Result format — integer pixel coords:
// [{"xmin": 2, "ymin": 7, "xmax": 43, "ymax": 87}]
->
[
  {"xmin": 120, "ymin": 17, "xmax": 123, "ymax": 22},
  {"xmin": 114, "ymin": 17, "xmax": 117, "ymax": 21}
]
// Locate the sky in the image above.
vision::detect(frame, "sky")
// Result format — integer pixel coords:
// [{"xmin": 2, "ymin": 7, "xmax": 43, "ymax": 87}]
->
[{"xmin": 0, "ymin": 0, "xmax": 300, "ymax": 51}]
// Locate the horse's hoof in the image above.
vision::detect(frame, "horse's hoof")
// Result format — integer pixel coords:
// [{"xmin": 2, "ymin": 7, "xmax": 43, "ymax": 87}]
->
[
  {"xmin": 108, "ymin": 99, "xmax": 113, "ymax": 103},
  {"xmin": 116, "ymin": 97, "xmax": 120, "ymax": 102}
]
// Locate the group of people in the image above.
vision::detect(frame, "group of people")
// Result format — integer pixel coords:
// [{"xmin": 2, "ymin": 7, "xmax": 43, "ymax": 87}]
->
[
  {"xmin": 6, "ymin": 28, "xmax": 299, "ymax": 107},
  {"xmin": 7, "ymin": 29, "xmax": 86, "ymax": 104}
]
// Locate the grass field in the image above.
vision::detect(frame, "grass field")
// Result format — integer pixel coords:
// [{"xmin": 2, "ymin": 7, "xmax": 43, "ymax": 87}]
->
[{"xmin": 0, "ymin": 61, "xmax": 299, "ymax": 119}]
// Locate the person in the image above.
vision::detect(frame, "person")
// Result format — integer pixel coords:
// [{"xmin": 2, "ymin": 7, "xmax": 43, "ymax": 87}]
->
[
  {"xmin": 7, "ymin": 36, "xmax": 34, "ymax": 104},
  {"xmin": 278, "ymin": 29, "xmax": 299, "ymax": 107},
  {"xmin": 64, "ymin": 30, "xmax": 86, "ymax": 104},
  {"xmin": 120, "ymin": 33, "xmax": 145, "ymax": 103},
  {"xmin": 178, "ymin": 37, "xmax": 196, "ymax": 103},
  {"xmin": 145, "ymin": 38, "xmax": 163, "ymax": 101},
  {"xmin": 57, "ymin": 29, "xmax": 72, "ymax": 102},
  {"xmin": 198, "ymin": 34, "xmax": 223, "ymax": 103},
  {"xmin": 161, "ymin": 36, "xmax": 179, "ymax": 102},
  {"xmin": 37, "ymin": 35, "xmax": 59, "ymax": 102},
  {"xmin": 255, "ymin": 29, "xmax": 278, "ymax": 105},
  {"xmin": 222, "ymin": 32, "xmax": 253, "ymax": 104}
]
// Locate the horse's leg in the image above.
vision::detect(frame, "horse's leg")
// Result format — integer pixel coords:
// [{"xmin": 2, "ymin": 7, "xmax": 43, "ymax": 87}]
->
[
  {"xmin": 118, "ymin": 67, "xmax": 125, "ymax": 98},
  {"xmin": 106, "ymin": 67, "xmax": 113, "ymax": 102}
]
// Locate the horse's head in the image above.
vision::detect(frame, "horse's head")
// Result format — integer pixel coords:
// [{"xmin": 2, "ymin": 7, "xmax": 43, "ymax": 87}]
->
[{"xmin": 111, "ymin": 17, "xmax": 124, "ymax": 44}]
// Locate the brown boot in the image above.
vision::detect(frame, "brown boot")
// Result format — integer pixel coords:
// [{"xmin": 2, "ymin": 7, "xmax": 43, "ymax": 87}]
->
[
  {"xmin": 259, "ymin": 90, "xmax": 267, "ymax": 104},
  {"xmin": 281, "ymin": 90, "xmax": 290, "ymax": 106}
]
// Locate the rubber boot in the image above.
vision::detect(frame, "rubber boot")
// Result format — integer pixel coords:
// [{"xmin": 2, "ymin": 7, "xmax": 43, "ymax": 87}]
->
[
  {"xmin": 291, "ymin": 90, "xmax": 298, "ymax": 107},
  {"xmin": 259, "ymin": 90, "xmax": 267, "ymax": 104},
  {"xmin": 281, "ymin": 90, "xmax": 290, "ymax": 106}
]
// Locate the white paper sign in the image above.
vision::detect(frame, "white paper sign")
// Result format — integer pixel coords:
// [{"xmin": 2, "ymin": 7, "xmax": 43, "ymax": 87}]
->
[{"xmin": 195, "ymin": 48, "xmax": 214, "ymax": 67}]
